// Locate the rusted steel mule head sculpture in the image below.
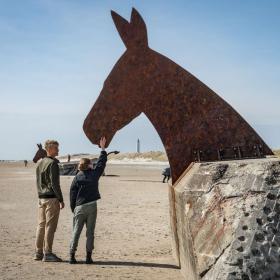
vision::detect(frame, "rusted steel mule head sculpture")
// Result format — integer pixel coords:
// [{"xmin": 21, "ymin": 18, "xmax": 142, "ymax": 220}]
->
[
  {"xmin": 84, "ymin": 8, "xmax": 148, "ymax": 145},
  {"xmin": 83, "ymin": 8, "xmax": 273, "ymax": 183},
  {"xmin": 33, "ymin": 144, "xmax": 47, "ymax": 163}
]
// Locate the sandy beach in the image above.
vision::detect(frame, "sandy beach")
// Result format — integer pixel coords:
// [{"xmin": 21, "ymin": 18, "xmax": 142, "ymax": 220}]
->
[{"xmin": 0, "ymin": 161, "xmax": 182, "ymax": 280}]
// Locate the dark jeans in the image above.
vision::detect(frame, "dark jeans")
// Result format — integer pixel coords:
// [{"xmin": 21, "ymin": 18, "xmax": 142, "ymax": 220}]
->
[{"xmin": 163, "ymin": 175, "xmax": 170, "ymax": 183}]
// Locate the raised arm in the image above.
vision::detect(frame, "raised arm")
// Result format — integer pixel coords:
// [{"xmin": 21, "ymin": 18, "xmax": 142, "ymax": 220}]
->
[{"xmin": 93, "ymin": 136, "xmax": 107, "ymax": 178}]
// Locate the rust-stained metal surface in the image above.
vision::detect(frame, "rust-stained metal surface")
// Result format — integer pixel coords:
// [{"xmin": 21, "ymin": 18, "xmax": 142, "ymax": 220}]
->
[
  {"xmin": 33, "ymin": 144, "xmax": 47, "ymax": 163},
  {"xmin": 83, "ymin": 8, "xmax": 273, "ymax": 184}
]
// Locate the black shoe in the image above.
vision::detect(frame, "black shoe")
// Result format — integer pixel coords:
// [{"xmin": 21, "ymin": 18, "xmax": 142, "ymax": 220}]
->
[
  {"xmin": 34, "ymin": 252, "xmax": 44, "ymax": 261},
  {"xmin": 69, "ymin": 252, "xmax": 77, "ymax": 264},
  {"xmin": 43, "ymin": 253, "xmax": 62, "ymax": 262},
  {"xmin": 85, "ymin": 252, "xmax": 93, "ymax": 264}
]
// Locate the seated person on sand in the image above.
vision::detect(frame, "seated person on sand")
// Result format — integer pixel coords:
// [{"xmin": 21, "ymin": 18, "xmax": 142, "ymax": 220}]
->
[{"xmin": 69, "ymin": 136, "xmax": 107, "ymax": 264}]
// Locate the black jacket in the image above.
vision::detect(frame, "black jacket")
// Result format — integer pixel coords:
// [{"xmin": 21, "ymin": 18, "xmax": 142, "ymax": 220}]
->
[{"xmin": 70, "ymin": 151, "xmax": 107, "ymax": 212}]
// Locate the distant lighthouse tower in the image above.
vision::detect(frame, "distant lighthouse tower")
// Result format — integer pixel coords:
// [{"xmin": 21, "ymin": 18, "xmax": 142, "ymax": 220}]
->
[{"xmin": 137, "ymin": 139, "xmax": 140, "ymax": 153}]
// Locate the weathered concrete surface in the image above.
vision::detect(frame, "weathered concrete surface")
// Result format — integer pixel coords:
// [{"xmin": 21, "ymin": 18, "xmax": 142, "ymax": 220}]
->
[{"xmin": 170, "ymin": 157, "xmax": 280, "ymax": 280}]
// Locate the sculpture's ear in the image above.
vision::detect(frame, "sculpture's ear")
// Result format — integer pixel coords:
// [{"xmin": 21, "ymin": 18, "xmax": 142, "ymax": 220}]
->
[
  {"xmin": 111, "ymin": 8, "xmax": 148, "ymax": 49},
  {"xmin": 111, "ymin": 10, "xmax": 130, "ymax": 48},
  {"xmin": 130, "ymin": 8, "xmax": 148, "ymax": 47}
]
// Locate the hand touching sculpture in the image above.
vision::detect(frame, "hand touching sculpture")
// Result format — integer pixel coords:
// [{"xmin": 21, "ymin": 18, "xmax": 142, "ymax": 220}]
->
[{"xmin": 99, "ymin": 136, "xmax": 106, "ymax": 151}]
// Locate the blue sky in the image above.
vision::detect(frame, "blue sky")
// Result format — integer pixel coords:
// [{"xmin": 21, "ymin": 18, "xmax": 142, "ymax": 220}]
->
[{"xmin": 0, "ymin": 0, "xmax": 279, "ymax": 159}]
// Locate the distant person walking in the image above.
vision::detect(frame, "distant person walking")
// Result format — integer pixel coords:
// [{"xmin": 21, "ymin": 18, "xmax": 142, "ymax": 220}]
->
[
  {"xmin": 24, "ymin": 160, "xmax": 28, "ymax": 167},
  {"xmin": 34, "ymin": 140, "xmax": 64, "ymax": 262},
  {"xmin": 162, "ymin": 167, "xmax": 171, "ymax": 183},
  {"xmin": 69, "ymin": 136, "xmax": 107, "ymax": 264}
]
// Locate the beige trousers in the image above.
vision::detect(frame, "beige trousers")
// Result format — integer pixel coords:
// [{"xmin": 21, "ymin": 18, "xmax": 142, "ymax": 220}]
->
[{"xmin": 35, "ymin": 198, "xmax": 60, "ymax": 254}]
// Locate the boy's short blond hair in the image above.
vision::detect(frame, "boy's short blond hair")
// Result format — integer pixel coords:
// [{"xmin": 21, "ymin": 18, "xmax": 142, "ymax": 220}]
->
[{"xmin": 44, "ymin": 140, "xmax": 59, "ymax": 150}]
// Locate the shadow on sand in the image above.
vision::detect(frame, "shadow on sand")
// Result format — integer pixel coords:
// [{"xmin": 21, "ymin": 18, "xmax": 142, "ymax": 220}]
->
[
  {"xmin": 120, "ymin": 179, "xmax": 164, "ymax": 183},
  {"xmin": 59, "ymin": 260, "xmax": 179, "ymax": 269},
  {"xmin": 92, "ymin": 260, "xmax": 179, "ymax": 269}
]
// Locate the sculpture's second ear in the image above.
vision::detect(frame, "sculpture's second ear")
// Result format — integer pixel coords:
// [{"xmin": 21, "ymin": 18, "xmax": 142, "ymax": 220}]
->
[{"xmin": 111, "ymin": 7, "xmax": 148, "ymax": 49}]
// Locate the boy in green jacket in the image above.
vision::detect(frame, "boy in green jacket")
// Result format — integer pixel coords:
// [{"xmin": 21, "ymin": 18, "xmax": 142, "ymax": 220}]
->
[{"xmin": 34, "ymin": 140, "xmax": 64, "ymax": 262}]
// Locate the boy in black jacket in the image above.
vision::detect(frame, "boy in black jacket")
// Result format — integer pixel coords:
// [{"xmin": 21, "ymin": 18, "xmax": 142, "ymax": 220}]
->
[{"xmin": 69, "ymin": 137, "xmax": 107, "ymax": 264}]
